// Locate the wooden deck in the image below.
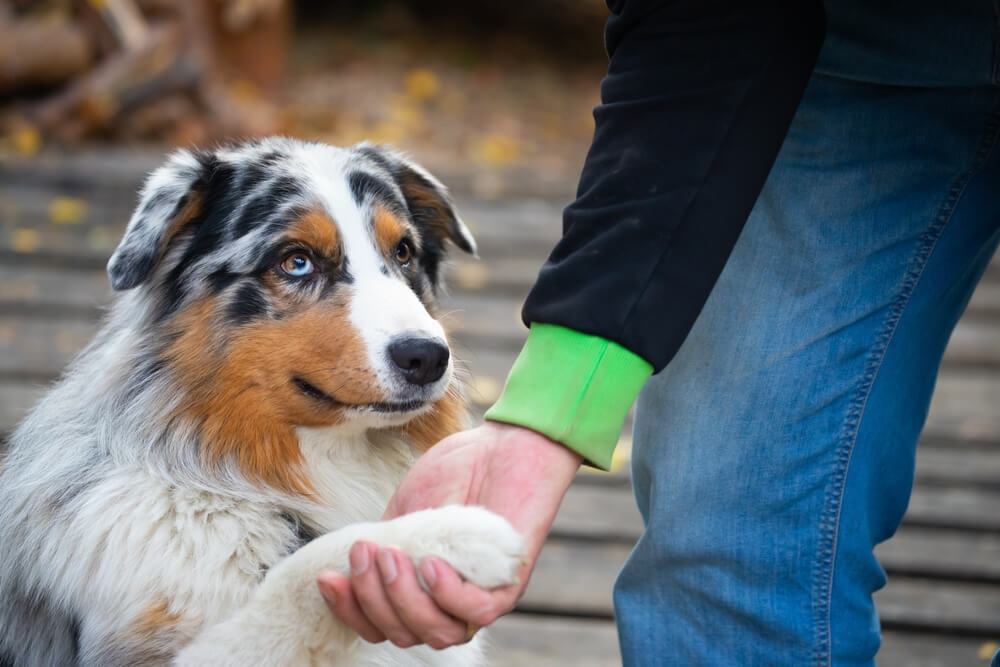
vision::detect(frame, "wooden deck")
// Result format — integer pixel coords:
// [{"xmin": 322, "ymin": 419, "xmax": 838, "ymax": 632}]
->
[{"xmin": 1, "ymin": 152, "xmax": 999, "ymax": 666}]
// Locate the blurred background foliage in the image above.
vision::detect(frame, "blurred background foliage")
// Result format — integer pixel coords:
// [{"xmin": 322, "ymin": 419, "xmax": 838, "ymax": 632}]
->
[{"xmin": 0, "ymin": 0, "xmax": 611, "ymax": 190}]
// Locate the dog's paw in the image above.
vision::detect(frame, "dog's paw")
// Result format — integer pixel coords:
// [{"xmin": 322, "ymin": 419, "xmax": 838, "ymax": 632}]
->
[{"xmin": 392, "ymin": 505, "xmax": 526, "ymax": 590}]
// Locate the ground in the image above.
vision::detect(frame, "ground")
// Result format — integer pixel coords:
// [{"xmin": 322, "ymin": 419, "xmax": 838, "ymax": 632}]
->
[{"xmin": 1, "ymin": 150, "xmax": 999, "ymax": 665}]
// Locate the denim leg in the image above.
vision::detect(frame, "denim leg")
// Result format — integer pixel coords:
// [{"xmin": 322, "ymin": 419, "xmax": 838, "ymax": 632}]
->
[{"xmin": 613, "ymin": 76, "xmax": 1000, "ymax": 666}]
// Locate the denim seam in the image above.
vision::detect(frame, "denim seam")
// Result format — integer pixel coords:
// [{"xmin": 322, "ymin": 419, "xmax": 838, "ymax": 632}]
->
[{"xmin": 809, "ymin": 98, "xmax": 1000, "ymax": 667}]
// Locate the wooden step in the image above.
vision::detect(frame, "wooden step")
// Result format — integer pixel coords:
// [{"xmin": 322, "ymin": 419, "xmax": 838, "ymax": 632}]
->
[
  {"xmin": 875, "ymin": 527, "xmax": 1000, "ymax": 582},
  {"xmin": 520, "ymin": 535, "xmax": 1000, "ymax": 635},
  {"xmin": 555, "ymin": 476, "xmax": 1000, "ymax": 544},
  {"xmin": 489, "ymin": 615, "xmax": 1000, "ymax": 667},
  {"xmin": 489, "ymin": 614, "xmax": 620, "ymax": 667}
]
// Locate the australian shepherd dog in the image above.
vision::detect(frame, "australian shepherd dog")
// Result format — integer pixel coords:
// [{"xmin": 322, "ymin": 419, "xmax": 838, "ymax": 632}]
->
[{"xmin": 0, "ymin": 138, "xmax": 524, "ymax": 666}]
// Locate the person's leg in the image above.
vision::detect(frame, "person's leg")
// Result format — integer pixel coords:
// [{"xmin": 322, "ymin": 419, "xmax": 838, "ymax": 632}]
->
[{"xmin": 613, "ymin": 73, "xmax": 1000, "ymax": 667}]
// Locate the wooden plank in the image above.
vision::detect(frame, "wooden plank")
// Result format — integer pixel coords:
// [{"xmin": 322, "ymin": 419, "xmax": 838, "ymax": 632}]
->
[
  {"xmin": 540, "ymin": 515, "xmax": 1000, "ymax": 591},
  {"xmin": 878, "ymin": 632, "xmax": 998, "ymax": 667},
  {"xmin": 488, "ymin": 617, "xmax": 994, "ymax": 667},
  {"xmin": 876, "ymin": 527, "xmax": 1000, "ymax": 582},
  {"xmin": 965, "ymin": 280, "xmax": 1000, "ymax": 320},
  {"xmin": 0, "ymin": 150, "xmax": 158, "ymax": 192},
  {"xmin": 488, "ymin": 614, "xmax": 621, "ymax": 667},
  {"xmin": 924, "ymin": 370, "xmax": 1000, "ymax": 442},
  {"xmin": 489, "ymin": 621, "xmax": 995, "ymax": 667},
  {"xmin": 919, "ymin": 435, "xmax": 1000, "ymax": 454},
  {"xmin": 0, "ymin": 316, "xmax": 99, "ymax": 377},
  {"xmin": 0, "ymin": 379, "xmax": 46, "ymax": 439},
  {"xmin": 904, "ymin": 485, "xmax": 1000, "ymax": 532},
  {"xmin": 527, "ymin": 531, "xmax": 1000, "ymax": 613},
  {"xmin": 877, "ymin": 576, "xmax": 1000, "ymax": 636},
  {"xmin": 914, "ymin": 446, "xmax": 1000, "ymax": 488},
  {"xmin": 440, "ymin": 198, "xmax": 561, "ymax": 248},
  {"xmin": 554, "ymin": 478, "xmax": 1000, "ymax": 543},
  {"xmin": 552, "ymin": 484, "xmax": 642, "ymax": 542},
  {"xmin": 943, "ymin": 319, "xmax": 1000, "ymax": 368},
  {"xmin": 445, "ymin": 293, "xmax": 527, "ymax": 350},
  {"xmin": 523, "ymin": 536, "xmax": 1000, "ymax": 637},
  {"xmin": 450, "ymin": 257, "xmax": 539, "ymax": 296},
  {"xmin": 0, "ymin": 265, "xmax": 109, "ymax": 315},
  {"xmin": 519, "ymin": 539, "xmax": 631, "ymax": 616}
]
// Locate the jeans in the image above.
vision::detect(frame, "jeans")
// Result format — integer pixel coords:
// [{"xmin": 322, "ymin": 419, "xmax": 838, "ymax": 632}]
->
[{"xmin": 613, "ymin": 2, "xmax": 1000, "ymax": 665}]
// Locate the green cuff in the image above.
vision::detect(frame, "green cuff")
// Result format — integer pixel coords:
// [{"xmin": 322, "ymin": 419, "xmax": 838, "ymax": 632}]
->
[{"xmin": 484, "ymin": 323, "xmax": 653, "ymax": 469}]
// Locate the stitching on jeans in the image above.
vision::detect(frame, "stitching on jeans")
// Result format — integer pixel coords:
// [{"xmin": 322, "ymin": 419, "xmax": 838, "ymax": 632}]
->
[{"xmin": 809, "ymin": 97, "xmax": 1000, "ymax": 667}]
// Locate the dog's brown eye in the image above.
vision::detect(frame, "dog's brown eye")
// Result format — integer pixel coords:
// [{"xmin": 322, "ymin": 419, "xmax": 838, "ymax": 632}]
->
[
  {"xmin": 279, "ymin": 253, "xmax": 315, "ymax": 278},
  {"xmin": 395, "ymin": 239, "xmax": 413, "ymax": 266}
]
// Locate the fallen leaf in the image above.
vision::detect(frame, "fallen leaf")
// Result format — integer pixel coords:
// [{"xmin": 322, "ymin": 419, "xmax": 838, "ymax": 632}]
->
[
  {"xmin": 48, "ymin": 197, "xmax": 89, "ymax": 225},
  {"xmin": 610, "ymin": 435, "xmax": 632, "ymax": 472},
  {"xmin": 11, "ymin": 228, "xmax": 40, "ymax": 253},
  {"xmin": 230, "ymin": 79, "xmax": 261, "ymax": 103},
  {"xmin": 404, "ymin": 68, "xmax": 439, "ymax": 102},
  {"xmin": 368, "ymin": 122, "xmax": 404, "ymax": 144},
  {"xmin": 13, "ymin": 127, "xmax": 41, "ymax": 156},
  {"xmin": 978, "ymin": 642, "xmax": 999, "ymax": 660},
  {"xmin": 475, "ymin": 134, "xmax": 520, "ymax": 166},
  {"xmin": 389, "ymin": 99, "xmax": 424, "ymax": 132}
]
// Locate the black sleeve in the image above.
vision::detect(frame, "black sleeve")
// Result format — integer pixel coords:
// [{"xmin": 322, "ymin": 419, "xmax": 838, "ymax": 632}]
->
[{"xmin": 521, "ymin": 0, "xmax": 826, "ymax": 373}]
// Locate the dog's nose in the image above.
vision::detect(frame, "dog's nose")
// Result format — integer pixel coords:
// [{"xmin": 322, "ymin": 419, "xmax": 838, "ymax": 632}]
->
[{"xmin": 387, "ymin": 337, "xmax": 450, "ymax": 386}]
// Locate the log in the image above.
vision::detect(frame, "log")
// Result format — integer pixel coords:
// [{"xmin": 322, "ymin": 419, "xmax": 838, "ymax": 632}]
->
[
  {"xmin": 30, "ymin": 23, "xmax": 196, "ymax": 139},
  {"xmin": 0, "ymin": 17, "xmax": 95, "ymax": 94}
]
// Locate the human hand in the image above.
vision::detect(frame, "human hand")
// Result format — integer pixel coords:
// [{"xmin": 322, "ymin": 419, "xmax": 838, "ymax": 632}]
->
[{"xmin": 315, "ymin": 420, "xmax": 582, "ymax": 649}]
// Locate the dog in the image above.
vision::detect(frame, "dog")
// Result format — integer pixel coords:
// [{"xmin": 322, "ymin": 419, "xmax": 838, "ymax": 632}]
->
[{"xmin": 0, "ymin": 138, "xmax": 525, "ymax": 666}]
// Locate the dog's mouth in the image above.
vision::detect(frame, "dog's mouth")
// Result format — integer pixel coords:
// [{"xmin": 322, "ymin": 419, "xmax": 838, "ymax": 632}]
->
[
  {"xmin": 291, "ymin": 377, "xmax": 428, "ymax": 414},
  {"xmin": 350, "ymin": 399, "xmax": 428, "ymax": 414},
  {"xmin": 292, "ymin": 377, "xmax": 336, "ymax": 403}
]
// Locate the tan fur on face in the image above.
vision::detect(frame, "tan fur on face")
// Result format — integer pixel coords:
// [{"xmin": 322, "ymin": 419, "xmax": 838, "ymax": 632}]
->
[
  {"xmin": 166, "ymin": 287, "xmax": 392, "ymax": 495},
  {"xmin": 374, "ymin": 206, "xmax": 407, "ymax": 257},
  {"xmin": 287, "ymin": 210, "xmax": 341, "ymax": 260},
  {"xmin": 401, "ymin": 389, "xmax": 467, "ymax": 451},
  {"xmin": 161, "ymin": 206, "xmax": 463, "ymax": 493}
]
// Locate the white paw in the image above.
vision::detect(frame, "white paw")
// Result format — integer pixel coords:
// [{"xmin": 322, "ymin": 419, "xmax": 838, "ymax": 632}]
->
[{"xmin": 391, "ymin": 505, "xmax": 526, "ymax": 590}]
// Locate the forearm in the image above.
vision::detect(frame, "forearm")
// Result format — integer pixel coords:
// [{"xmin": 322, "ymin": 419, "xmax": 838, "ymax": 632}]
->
[{"xmin": 489, "ymin": 0, "xmax": 826, "ymax": 467}]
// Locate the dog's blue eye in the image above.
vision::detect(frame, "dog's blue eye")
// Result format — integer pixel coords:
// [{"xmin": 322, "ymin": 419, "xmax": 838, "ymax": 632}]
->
[{"xmin": 280, "ymin": 253, "xmax": 314, "ymax": 277}]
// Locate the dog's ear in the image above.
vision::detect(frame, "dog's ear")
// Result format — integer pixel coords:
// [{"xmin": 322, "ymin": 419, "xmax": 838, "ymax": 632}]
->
[
  {"xmin": 356, "ymin": 144, "xmax": 477, "ymax": 257},
  {"xmin": 107, "ymin": 150, "xmax": 205, "ymax": 291}
]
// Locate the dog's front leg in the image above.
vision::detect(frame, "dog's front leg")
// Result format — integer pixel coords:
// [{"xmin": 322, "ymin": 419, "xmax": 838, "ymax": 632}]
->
[{"xmin": 175, "ymin": 505, "xmax": 524, "ymax": 667}]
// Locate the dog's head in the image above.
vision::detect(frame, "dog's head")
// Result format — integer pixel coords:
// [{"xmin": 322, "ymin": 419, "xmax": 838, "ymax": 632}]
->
[{"xmin": 108, "ymin": 139, "xmax": 475, "ymax": 492}]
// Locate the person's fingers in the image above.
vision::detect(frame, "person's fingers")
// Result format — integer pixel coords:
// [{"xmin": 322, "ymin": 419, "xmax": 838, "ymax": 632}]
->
[
  {"xmin": 349, "ymin": 541, "xmax": 420, "ymax": 648},
  {"xmin": 418, "ymin": 557, "xmax": 520, "ymax": 628},
  {"xmin": 377, "ymin": 547, "xmax": 469, "ymax": 649},
  {"xmin": 316, "ymin": 571, "xmax": 386, "ymax": 644}
]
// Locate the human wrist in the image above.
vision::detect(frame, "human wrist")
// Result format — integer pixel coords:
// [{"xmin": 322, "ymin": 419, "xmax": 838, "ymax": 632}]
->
[
  {"xmin": 483, "ymin": 420, "xmax": 582, "ymax": 481},
  {"xmin": 483, "ymin": 418, "xmax": 584, "ymax": 468},
  {"xmin": 484, "ymin": 323, "xmax": 652, "ymax": 469}
]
